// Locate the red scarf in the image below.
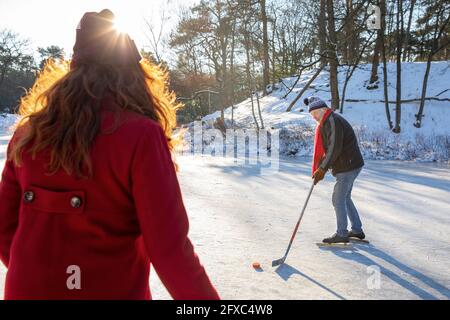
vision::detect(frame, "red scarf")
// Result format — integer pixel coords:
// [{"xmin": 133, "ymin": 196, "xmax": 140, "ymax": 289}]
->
[{"xmin": 312, "ymin": 109, "xmax": 333, "ymax": 175}]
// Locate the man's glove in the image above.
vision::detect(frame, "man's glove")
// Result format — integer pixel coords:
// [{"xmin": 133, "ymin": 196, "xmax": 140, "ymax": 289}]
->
[{"xmin": 312, "ymin": 168, "xmax": 326, "ymax": 185}]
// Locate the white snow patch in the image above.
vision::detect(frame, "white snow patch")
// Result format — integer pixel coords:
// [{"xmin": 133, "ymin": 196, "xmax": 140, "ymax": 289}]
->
[{"xmin": 192, "ymin": 62, "xmax": 450, "ymax": 162}]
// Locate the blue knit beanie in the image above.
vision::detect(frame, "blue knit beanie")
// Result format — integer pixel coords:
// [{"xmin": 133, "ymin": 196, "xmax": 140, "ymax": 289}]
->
[{"xmin": 303, "ymin": 96, "xmax": 329, "ymax": 112}]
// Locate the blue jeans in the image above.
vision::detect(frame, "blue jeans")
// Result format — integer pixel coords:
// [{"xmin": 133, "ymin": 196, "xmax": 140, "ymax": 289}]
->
[{"xmin": 332, "ymin": 167, "xmax": 363, "ymax": 237}]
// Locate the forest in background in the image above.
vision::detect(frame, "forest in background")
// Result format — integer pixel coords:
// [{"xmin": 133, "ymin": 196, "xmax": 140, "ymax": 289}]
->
[{"xmin": 0, "ymin": 0, "xmax": 449, "ymax": 132}]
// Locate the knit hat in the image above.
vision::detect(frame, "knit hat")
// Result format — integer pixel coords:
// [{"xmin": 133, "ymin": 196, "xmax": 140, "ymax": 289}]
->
[
  {"xmin": 71, "ymin": 9, "xmax": 141, "ymax": 68},
  {"xmin": 303, "ymin": 96, "xmax": 329, "ymax": 112}
]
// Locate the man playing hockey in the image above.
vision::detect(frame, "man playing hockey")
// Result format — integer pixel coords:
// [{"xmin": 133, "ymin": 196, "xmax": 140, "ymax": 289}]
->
[{"xmin": 305, "ymin": 96, "xmax": 366, "ymax": 244}]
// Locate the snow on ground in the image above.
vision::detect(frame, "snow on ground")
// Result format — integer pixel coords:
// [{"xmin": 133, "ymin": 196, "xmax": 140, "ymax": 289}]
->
[
  {"xmin": 1, "ymin": 133, "xmax": 449, "ymax": 299},
  {"xmin": 198, "ymin": 62, "xmax": 450, "ymax": 161},
  {"xmin": 148, "ymin": 155, "xmax": 450, "ymax": 300},
  {"xmin": 0, "ymin": 114, "xmax": 17, "ymax": 133},
  {"xmin": 0, "ymin": 62, "xmax": 449, "ymax": 300}
]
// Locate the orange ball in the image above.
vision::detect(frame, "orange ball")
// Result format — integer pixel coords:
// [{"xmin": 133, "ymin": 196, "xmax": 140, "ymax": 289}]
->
[{"xmin": 252, "ymin": 262, "xmax": 261, "ymax": 269}]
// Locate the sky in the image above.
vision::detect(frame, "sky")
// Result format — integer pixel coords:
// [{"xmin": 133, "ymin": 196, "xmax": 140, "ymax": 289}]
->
[{"xmin": 0, "ymin": 0, "xmax": 198, "ymax": 61}]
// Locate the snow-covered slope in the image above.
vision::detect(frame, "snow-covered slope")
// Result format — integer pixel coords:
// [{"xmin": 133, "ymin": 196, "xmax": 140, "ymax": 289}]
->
[
  {"xmin": 199, "ymin": 62, "xmax": 450, "ymax": 161},
  {"xmin": 0, "ymin": 113, "xmax": 17, "ymax": 133}
]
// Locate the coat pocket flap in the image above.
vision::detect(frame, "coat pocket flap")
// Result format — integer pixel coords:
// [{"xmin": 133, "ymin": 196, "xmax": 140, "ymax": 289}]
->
[{"xmin": 22, "ymin": 185, "xmax": 86, "ymax": 214}]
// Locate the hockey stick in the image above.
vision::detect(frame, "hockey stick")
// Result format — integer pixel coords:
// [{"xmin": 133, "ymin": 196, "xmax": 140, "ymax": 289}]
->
[{"xmin": 272, "ymin": 181, "xmax": 315, "ymax": 267}]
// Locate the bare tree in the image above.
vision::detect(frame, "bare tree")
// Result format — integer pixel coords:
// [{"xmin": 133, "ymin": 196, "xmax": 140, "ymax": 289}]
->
[
  {"xmin": 326, "ymin": 0, "xmax": 340, "ymax": 110},
  {"xmin": 286, "ymin": 64, "xmax": 325, "ymax": 112},
  {"xmin": 402, "ymin": 0, "xmax": 416, "ymax": 61},
  {"xmin": 260, "ymin": 0, "xmax": 270, "ymax": 96},
  {"xmin": 340, "ymin": 33, "xmax": 376, "ymax": 113},
  {"xmin": 227, "ymin": 0, "xmax": 238, "ymax": 128},
  {"xmin": 318, "ymin": 0, "xmax": 327, "ymax": 68},
  {"xmin": 393, "ymin": 0, "xmax": 404, "ymax": 134},
  {"xmin": 0, "ymin": 29, "xmax": 35, "ymax": 112},
  {"xmin": 415, "ymin": 1, "xmax": 450, "ymax": 128},
  {"xmin": 143, "ymin": 1, "xmax": 171, "ymax": 63},
  {"xmin": 252, "ymin": 45, "xmax": 265, "ymax": 129},
  {"xmin": 369, "ymin": 1, "xmax": 382, "ymax": 85},
  {"xmin": 343, "ymin": 0, "xmax": 358, "ymax": 64},
  {"xmin": 379, "ymin": 0, "xmax": 393, "ymax": 129},
  {"xmin": 241, "ymin": 5, "xmax": 260, "ymax": 130},
  {"xmin": 0, "ymin": 30, "xmax": 33, "ymax": 90},
  {"xmin": 37, "ymin": 45, "xmax": 65, "ymax": 69}
]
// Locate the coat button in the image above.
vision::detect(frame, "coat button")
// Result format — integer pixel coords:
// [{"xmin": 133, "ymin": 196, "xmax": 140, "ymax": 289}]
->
[
  {"xmin": 23, "ymin": 191, "xmax": 35, "ymax": 203},
  {"xmin": 70, "ymin": 196, "xmax": 82, "ymax": 208}
]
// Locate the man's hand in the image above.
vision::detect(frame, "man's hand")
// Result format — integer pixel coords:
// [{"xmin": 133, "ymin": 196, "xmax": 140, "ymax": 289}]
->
[{"xmin": 312, "ymin": 168, "xmax": 326, "ymax": 185}]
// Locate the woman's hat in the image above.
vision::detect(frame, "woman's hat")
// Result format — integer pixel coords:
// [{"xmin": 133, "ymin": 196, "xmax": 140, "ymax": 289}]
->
[{"xmin": 71, "ymin": 9, "xmax": 141, "ymax": 68}]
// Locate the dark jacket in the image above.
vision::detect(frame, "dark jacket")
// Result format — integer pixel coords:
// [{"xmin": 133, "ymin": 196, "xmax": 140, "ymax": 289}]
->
[{"xmin": 319, "ymin": 111, "xmax": 364, "ymax": 175}]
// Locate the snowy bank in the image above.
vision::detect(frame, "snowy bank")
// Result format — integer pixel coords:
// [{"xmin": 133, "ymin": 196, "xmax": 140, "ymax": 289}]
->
[
  {"xmin": 192, "ymin": 62, "xmax": 450, "ymax": 162},
  {"xmin": 0, "ymin": 113, "xmax": 18, "ymax": 134}
]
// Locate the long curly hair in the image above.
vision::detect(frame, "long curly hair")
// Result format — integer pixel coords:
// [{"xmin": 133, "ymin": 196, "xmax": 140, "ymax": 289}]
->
[{"xmin": 9, "ymin": 58, "xmax": 181, "ymax": 178}]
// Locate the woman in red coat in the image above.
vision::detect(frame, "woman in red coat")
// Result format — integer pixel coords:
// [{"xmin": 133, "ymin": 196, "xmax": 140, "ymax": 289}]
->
[{"xmin": 0, "ymin": 9, "xmax": 219, "ymax": 300}]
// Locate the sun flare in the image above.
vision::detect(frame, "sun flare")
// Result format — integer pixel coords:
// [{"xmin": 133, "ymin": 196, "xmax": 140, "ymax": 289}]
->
[{"xmin": 112, "ymin": 15, "xmax": 131, "ymax": 34}]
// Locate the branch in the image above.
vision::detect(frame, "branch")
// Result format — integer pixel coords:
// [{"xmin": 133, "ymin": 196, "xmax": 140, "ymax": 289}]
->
[{"xmin": 345, "ymin": 97, "xmax": 450, "ymax": 103}]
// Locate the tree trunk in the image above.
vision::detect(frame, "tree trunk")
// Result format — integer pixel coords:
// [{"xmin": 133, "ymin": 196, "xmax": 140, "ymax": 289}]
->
[
  {"xmin": 220, "ymin": 40, "xmax": 227, "ymax": 121},
  {"xmin": 393, "ymin": 0, "xmax": 403, "ymax": 133},
  {"xmin": 249, "ymin": 93, "xmax": 259, "ymax": 130},
  {"xmin": 386, "ymin": 0, "xmax": 396, "ymax": 60},
  {"xmin": 229, "ymin": 17, "xmax": 237, "ymax": 129},
  {"xmin": 414, "ymin": 2, "xmax": 450, "ymax": 127},
  {"xmin": 381, "ymin": 35, "xmax": 394, "ymax": 130},
  {"xmin": 286, "ymin": 65, "xmax": 325, "ymax": 112},
  {"xmin": 344, "ymin": 0, "xmax": 357, "ymax": 64},
  {"xmin": 260, "ymin": 0, "xmax": 270, "ymax": 96},
  {"xmin": 369, "ymin": 29, "xmax": 382, "ymax": 84},
  {"xmin": 217, "ymin": 2, "xmax": 229, "ymax": 123},
  {"xmin": 414, "ymin": 55, "xmax": 432, "ymax": 128},
  {"xmin": 341, "ymin": 33, "xmax": 374, "ymax": 113},
  {"xmin": 244, "ymin": 31, "xmax": 260, "ymax": 130},
  {"xmin": 318, "ymin": 0, "xmax": 327, "ymax": 68},
  {"xmin": 380, "ymin": 0, "xmax": 393, "ymax": 129},
  {"xmin": 0, "ymin": 67, "xmax": 8, "ymax": 91},
  {"xmin": 252, "ymin": 46, "xmax": 265, "ymax": 129},
  {"xmin": 255, "ymin": 91, "xmax": 265, "ymax": 129},
  {"xmin": 271, "ymin": 13, "xmax": 277, "ymax": 85},
  {"xmin": 326, "ymin": 0, "xmax": 340, "ymax": 110},
  {"xmin": 402, "ymin": 0, "xmax": 416, "ymax": 62}
]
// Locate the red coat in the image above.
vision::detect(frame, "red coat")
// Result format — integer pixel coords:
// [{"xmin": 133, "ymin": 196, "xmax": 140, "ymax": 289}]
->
[{"xmin": 0, "ymin": 98, "xmax": 219, "ymax": 300}]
